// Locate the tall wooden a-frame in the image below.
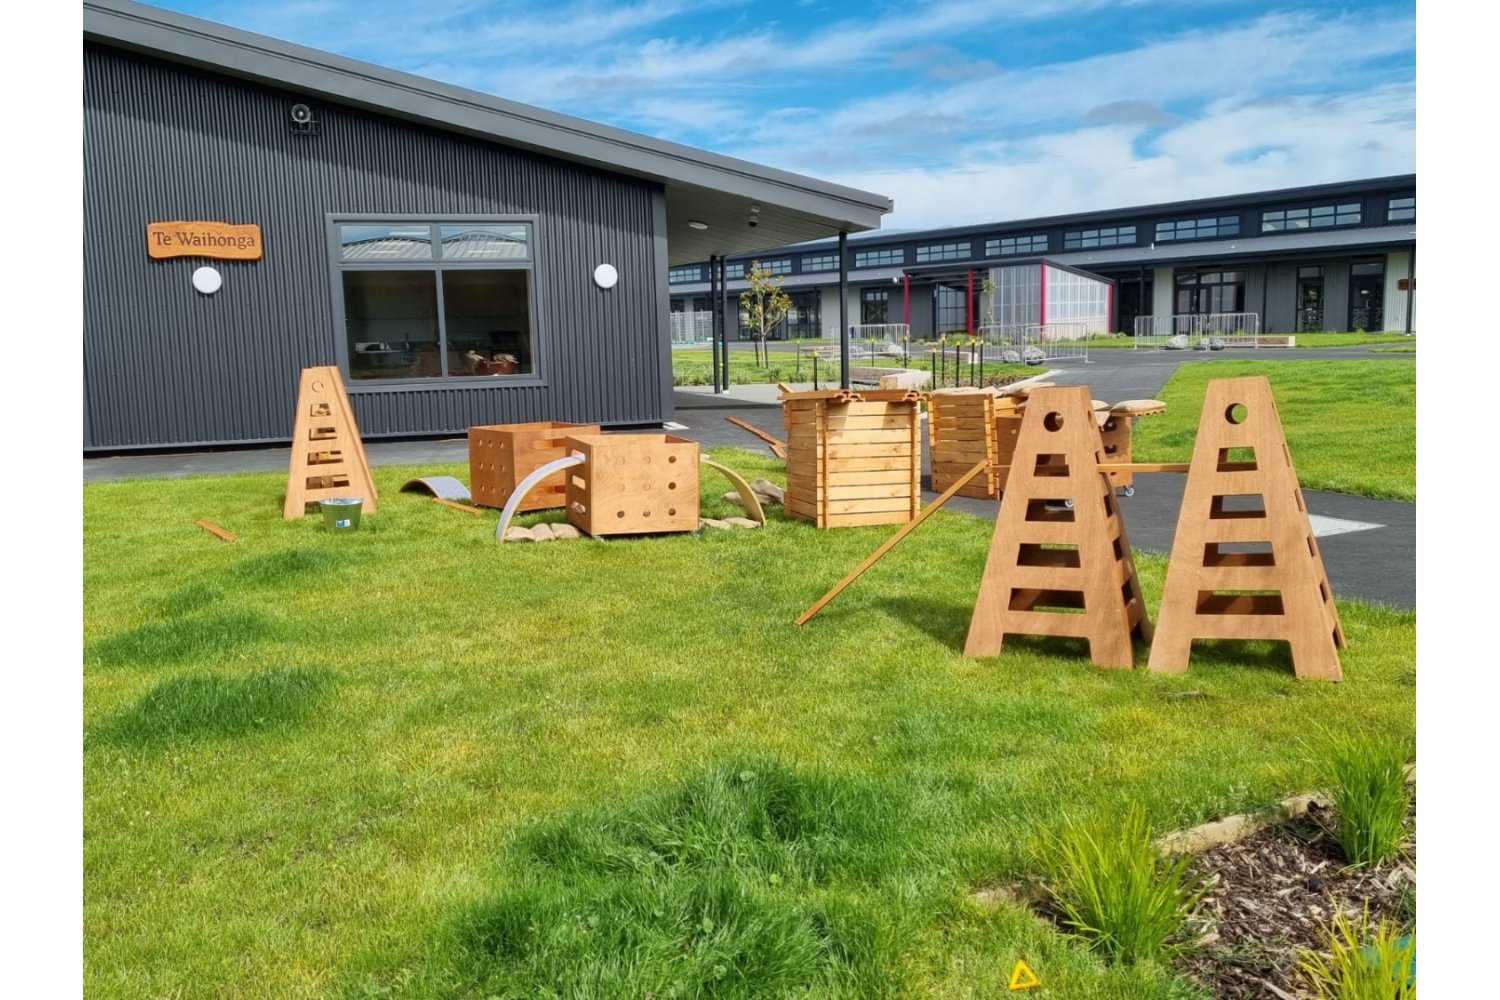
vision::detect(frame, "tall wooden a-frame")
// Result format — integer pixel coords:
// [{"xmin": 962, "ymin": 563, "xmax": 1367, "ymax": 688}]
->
[
  {"xmin": 1147, "ymin": 376, "xmax": 1344, "ymax": 680},
  {"xmin": 964, "ymin": 385, "xmax": 1151, "ymax": 668},
  {"xmin": 282, "ymin": 366, "xmax": 379, "ymax": 518}
]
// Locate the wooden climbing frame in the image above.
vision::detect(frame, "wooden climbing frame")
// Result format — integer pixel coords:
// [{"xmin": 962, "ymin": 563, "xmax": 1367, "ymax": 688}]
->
[
  {"xmin": 283, "ymin": 366, "xmax": 378, "ymax": 518},
  {"xmin": 964, "ymin": 385, "xmax": 1152, "ymax": 668},
  {"xmin": 1147, "ymin": 376, "xmax": 1345, "ymax": 680}
]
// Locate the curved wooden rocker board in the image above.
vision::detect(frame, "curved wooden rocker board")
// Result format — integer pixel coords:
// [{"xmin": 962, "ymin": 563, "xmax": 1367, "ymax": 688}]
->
[
  {"xmin": 494, "ymin": 454, "xmax": 587, "ymax": 540},
  {"xmin": 399, "ymin": 475, "xmax": 473, "ymax": 501},
  {"xmin": 493, "ymin": 454, "xmax": 765, "ymax": 541}
]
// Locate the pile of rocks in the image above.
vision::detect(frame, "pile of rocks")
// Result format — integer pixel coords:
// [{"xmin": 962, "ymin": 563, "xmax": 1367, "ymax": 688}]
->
[
  {"xmin": 502, "ymin": 521, "xmax": 583, "ymax": 542},
  {"xmin": 722, "ymin": 477, "xmax": 785, "ymax": 509}
]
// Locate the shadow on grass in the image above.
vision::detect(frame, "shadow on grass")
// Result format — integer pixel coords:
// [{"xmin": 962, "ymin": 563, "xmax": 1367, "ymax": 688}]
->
[
  {"xmin": 868, "ymin": 595, "xmax": 974, "ymax": 651},
  {"xmin": 86, "ymin": 610, "xmax": 277, "ymax": 668},
  {"xmin": 91, "ymin": 667, "xmax": 334, "ymax": 746}
]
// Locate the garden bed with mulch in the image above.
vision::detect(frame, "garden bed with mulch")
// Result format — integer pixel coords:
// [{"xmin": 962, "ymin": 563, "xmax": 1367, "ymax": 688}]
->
[{"xmin": 1174, "ymin": 798, "xmax": 1416, "ymax": 999}]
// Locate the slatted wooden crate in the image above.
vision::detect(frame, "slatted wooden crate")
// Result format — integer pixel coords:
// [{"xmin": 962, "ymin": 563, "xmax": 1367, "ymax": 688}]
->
[
  {"xmin": 927, "ymin": 389, "xmax": 1024, "ymax": 499},
  {"xmin": 781, "ymin": 389, "xmax": 922, "ymax": 528},
  {"xmin": 564, "ymin": 433, "xmax": 700, "ymax": 537},
  {"xmin": 469, "ymin": 421, "xmax": 599, "ymax": 511}
]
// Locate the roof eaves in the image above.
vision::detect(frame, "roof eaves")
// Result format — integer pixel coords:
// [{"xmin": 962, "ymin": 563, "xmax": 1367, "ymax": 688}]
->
[{"xmin": 83, "ymin": 0, "xmax": 892, "ymax": 228}]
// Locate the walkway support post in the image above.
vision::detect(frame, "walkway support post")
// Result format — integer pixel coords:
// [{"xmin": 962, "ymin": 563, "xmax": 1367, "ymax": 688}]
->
[{"xmin": 839, "ymin": 231, "xmax": 850, "ymax": 389}]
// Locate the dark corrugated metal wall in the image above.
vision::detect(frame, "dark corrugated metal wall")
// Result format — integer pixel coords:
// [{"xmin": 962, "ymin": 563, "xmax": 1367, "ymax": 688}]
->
[{"xmin": 84, "ymin": 45, "xmax": 668, "ymax": 451}]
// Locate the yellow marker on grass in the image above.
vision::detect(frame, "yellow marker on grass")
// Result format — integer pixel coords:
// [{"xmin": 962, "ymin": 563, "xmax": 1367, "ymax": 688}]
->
[{"xmin": 1008, "ymin": 959, "xmax": 1041, "ymax": 991}]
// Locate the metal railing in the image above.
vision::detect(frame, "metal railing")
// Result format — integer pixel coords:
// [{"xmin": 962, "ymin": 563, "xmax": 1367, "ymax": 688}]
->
[
  {"xmin": 977, "ymin": 321, "xmax": 1095, "ymax": 364},
  {"xmin": 670, "ymin": 312, "xmax": 713, "ymax": 344},
  {"xmin": 1133, "ymin": 313, "xmax": 1262, "ymax": 349}
]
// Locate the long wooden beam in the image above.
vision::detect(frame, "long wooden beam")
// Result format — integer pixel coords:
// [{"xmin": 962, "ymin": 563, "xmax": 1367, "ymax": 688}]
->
[
  {"xmin": 724, "ymin": 416, "xmax": 788, "ymax": 459},
  {"xmin": 794, "ymin": 459, "xmax": 988, "ymax": 626}
]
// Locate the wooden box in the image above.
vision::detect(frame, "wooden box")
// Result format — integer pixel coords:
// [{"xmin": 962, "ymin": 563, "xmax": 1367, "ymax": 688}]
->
[
  {"xmin": 782, "ymin": 389, "xmax": 922, "ymax": 528},
  {"xmin": 927, "ymin": 389, "xmax": 1023, "ymax": 499},
  {"xmin": 564, "ymin": 433, "xmax": 700, "ymax": 536},
  {"xmin": 469, "ymin": 421, "xmax": 600, "ymax": 511}
]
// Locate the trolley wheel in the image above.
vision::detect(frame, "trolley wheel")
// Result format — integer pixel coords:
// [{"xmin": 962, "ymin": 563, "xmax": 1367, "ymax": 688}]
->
[
  {"xmin": 1063, "ymin": 499, "xmax": 1075, "ymax": 510},
  {"xmin": 1121, "ymin": 485, "xmax": 1135, "ymax": 498}
]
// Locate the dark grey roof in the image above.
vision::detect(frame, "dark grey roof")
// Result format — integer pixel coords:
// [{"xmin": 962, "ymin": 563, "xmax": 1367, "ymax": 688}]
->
[
  {"xmin": 1047, "ymin": 224, "xmax": 1417, "ymax": 270},
  {"xmin": 83, "ymin": 0, "xmax": 893, "ymax": 265}
]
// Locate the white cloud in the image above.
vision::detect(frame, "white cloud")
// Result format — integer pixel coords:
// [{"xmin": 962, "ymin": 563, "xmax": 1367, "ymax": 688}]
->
[{"xmin": 830, "ymin": 84, "xmax": 1415, "ymax": 230}]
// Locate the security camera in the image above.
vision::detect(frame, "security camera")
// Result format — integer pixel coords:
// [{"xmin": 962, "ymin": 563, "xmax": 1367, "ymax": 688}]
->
[{"xmin": 748, "ymin": 218, "xmax": 758, "ymax": 228}]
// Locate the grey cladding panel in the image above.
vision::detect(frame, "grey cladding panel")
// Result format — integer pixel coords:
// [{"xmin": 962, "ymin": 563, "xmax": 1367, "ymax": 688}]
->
[{"xmin": 84, "ymin": 45, "xmax": 667, "ymax": 450}]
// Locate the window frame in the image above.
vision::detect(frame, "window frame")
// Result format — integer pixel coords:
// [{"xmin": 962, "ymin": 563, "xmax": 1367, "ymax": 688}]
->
[
  {"xmin": 1153, "ymin": 215, "xmax": 1240, "ymax": 242},
  {"xmin": 854, "ymin": 247, "xmax": 906, "ymax": 268},
  {"xmin": 1063, "ymin": 225, "xmax": 1136, "ymax": 250},
  {"xmin": 985, "ymin": 234, "xmax": 1048, "ymax": 256},
  {"xmin": 915, "ymin": 241, "xmax": 973, "ymax": 263},
  {"xmin": 1386, "ymin": 196, "xmax": 1415, "ymax": 223},
  {"xmin": 328, "ymin": 213, "xmax": 545, "ymax": 390}
]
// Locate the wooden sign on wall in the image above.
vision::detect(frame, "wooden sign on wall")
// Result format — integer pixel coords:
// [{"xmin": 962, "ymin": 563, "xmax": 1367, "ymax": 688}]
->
[{"xmin": 147, "ymin": 221, "xmax": 263, "ymax": 260}]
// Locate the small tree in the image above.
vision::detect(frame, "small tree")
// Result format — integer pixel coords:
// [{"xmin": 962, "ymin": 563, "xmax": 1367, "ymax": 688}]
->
[{"xmin": 739, "ymin": 261, "xmax": 792, "ymax": 368}]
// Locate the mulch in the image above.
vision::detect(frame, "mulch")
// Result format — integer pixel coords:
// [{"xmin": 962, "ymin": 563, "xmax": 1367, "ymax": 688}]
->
[{"xmin": 1173, "ymin": 799, "xmax": 1416, "ymax": 999}]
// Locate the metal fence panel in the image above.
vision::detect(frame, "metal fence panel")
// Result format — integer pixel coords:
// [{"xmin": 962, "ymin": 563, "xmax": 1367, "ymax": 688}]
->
[{"xmin": 1133, "ymin": 313, "xmax": 1261, "ymax": 349}]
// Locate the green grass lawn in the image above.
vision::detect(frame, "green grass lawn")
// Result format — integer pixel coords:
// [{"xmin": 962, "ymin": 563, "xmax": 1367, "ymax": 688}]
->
[
  {"xmin": 1132, "ymin": 359, "xmax": 1415, "ymax": 501},
  {"xmin": 84, "ymin": 447, "xmax": 1414, "ymax": 999}
]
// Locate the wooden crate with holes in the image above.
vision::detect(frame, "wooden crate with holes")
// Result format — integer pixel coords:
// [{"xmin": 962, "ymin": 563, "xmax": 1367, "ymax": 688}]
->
[
  {"xmin": 927, "ymin": 389, "xmax": 1024, "ymax": 499},
  {"xmin": 469, "ymin": 421, "xmax": 600, "ymax": 512},
  {"xmin": 781, "ymin": 389, "xmax": 923, "ymax": 528},
  {"xmin": 563, "ymin": 433, "xmax": 700, "ymax": 536}
]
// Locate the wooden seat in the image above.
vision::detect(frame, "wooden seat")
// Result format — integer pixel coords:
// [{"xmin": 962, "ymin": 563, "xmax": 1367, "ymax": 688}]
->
[{"xmin": 1110, "ymin": 398, "xmax": 1167, "ymax": 416}]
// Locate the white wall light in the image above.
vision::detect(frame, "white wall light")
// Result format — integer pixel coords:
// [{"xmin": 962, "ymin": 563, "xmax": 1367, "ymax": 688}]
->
[
  {"xmin": 192, "ymin": 266, "xmax": 223, "ymax": 295},
  {"xmin": 593, "ymin": 263, "xmax": 619, "ymax": 289}
]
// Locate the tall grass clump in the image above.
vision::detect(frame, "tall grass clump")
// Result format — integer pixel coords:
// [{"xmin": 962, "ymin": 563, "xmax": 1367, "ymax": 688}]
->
[
  {"xmin": 94, "ymin": 667, "xmax": 333, "ymax": 744},
  {"xmin": 1297, "ymin": 908, "xmax": 1414, "ymax": 999},
  {"xmin": 1322, "ymin": 730, "xmax": 1413, "ymax": 867},
  {"xmin": 1037, "ymin": 804, "xmax": 1208, "ymax": 965},
  {"xmin": 441, "ymin": 757, "xmax": 924, "ymax": 999}
]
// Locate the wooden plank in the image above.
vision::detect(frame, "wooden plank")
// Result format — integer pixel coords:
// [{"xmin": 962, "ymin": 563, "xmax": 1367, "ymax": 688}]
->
[
  {"xmin": 195, "ymin": 518, "xmax": 237, "ymax": 542},
  {"xmin": 826, "ymin": 510, "xmax": 912, "ymax": 527},
  {"xmin": 724, "ymin": 416, "xmax": 788, "ymax": 457},
  {"xmin": 825, "ymin": 497, "xmax": 914, "ymax": 515},
  {"xmin": 432, "ymin": 497, "xmax": 486, "ymax": 515},
  {"xmin": 795, "ymin": 460, "xmax": 987, "ymax": 625},
  {"xmin": 819, "ymin": 484, "xmax": 914, "ymax": 501},
  {"xmin": 823, "ymin": 469, "xmax": 915, "ymax": 487}
]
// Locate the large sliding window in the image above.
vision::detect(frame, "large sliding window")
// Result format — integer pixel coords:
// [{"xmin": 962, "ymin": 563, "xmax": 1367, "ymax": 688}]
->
[{"xmin": 336, "ymin": 221, "xmax": 536, "ymax": 381}]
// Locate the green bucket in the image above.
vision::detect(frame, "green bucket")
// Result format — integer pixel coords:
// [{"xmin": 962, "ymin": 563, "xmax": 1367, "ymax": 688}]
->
[{"xmin": 320, "ymin": 497, "xmax": 364, "ymax": 531}]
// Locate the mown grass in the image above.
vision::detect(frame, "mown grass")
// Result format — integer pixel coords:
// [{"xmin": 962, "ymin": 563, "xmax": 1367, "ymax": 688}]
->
[
  {"xmin": 84, "ymin": 449, "xmax": 1414, "ymax": 999},
  {"xmin": 1131, "ymin": 359, "xmax": 1415, "ymax": 501}
]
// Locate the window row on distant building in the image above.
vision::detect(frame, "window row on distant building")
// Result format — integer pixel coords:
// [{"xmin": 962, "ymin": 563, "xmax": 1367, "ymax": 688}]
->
[{"xmin": 665, "ymin": 194, "xmax": 1415, "ymax": 282}]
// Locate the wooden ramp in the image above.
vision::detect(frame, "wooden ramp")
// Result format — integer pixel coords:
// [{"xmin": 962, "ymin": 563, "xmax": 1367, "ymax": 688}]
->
[
  {"xmin": 282, "ymin": 366, "xmax": 378, "ymax": 518},
  {"xmin": 964, "ymin": 385, "xmax": 1151, "ymax": 669},
  {"xmin": 1147, "ymin": 376, "xmax": 1344, "ymax": 680}
]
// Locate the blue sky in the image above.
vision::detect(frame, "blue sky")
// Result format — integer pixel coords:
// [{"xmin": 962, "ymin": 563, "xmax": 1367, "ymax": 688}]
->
[{"xmin": 151, "ymin": 1, "xmax": 1414, "ymax": 231}]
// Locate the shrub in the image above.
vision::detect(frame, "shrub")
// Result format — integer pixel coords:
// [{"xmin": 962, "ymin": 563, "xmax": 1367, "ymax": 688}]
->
[
  {"xmin": 1037, "ymin": 803, "xmax": 1208, "ymax": 965},
  {"xmin": 1322, "ymin": 730, "xmax": 1413, "ymax": 867},
  {"xmin": 1297, "ymin": 908, "xmax": 1414, "ymax": 999}
]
